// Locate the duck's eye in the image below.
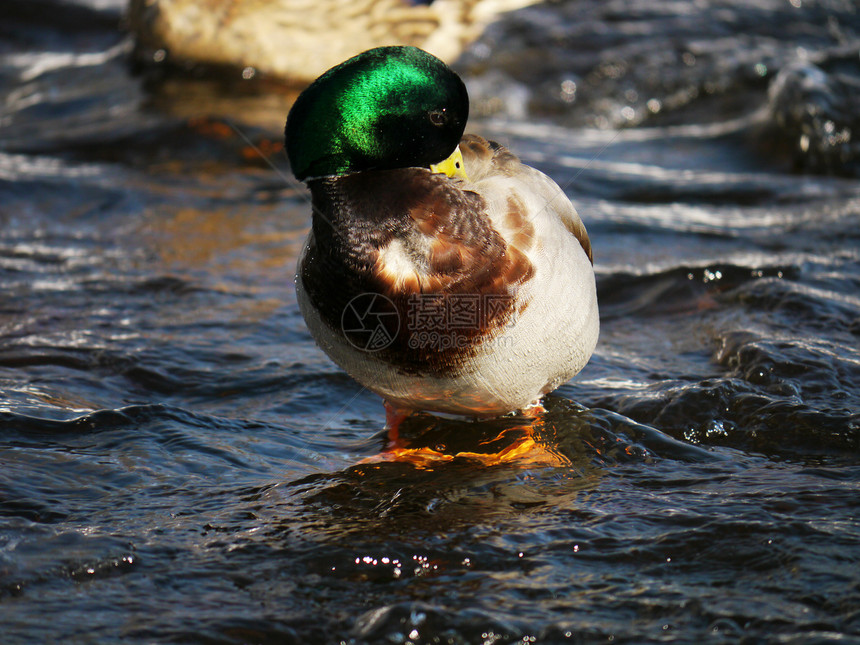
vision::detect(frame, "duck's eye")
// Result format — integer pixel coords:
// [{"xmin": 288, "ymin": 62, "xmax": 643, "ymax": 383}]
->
[{"xmin": 428, "ymin": 110, "xmax": 448, "ymax": 126}]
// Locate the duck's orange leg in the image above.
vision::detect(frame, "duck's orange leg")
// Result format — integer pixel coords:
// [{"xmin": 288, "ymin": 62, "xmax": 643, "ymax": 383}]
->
[
  {"xmin": 364, "ymin": 399, "xmax": 566, "ymax": 468},
  {"xmin": 383, "ymin": 400, "xmax": 412, "ymax": 451},
  {"xmin": 359, "ymin": 401, "xmax": 453, "ymax": 467}
]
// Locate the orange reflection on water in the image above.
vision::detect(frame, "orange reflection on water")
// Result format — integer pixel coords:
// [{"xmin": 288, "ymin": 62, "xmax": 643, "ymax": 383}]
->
[{"xmin": 364, "ymin": 411, "xmax": 570, "ymax": 469}]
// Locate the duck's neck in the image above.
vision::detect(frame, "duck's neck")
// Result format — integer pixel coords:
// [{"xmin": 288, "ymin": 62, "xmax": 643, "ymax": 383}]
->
[{"xmin": 307, "ymin": 175, "xmax": 404, "ymax": 274}]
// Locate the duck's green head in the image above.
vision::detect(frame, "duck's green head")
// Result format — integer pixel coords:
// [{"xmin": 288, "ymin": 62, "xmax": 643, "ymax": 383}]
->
[{"xmin": 285, "ymin": 46, "xmax": 468, "ymax": 181}]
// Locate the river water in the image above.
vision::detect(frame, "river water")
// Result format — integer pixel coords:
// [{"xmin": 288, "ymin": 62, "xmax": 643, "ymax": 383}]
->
[{"xmin": 1, "ymin": 0, "xmax": 859, "ymax": 643}]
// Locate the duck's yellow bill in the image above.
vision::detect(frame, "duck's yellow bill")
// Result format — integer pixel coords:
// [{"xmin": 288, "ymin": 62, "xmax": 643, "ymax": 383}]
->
[{"xmin": 430, "ymin": 146, "xmax": 468, "ymax": 180}]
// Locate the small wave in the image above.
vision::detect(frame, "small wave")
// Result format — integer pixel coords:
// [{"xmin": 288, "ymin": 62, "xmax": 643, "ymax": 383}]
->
[{"xmin": 761, "ymin": 60, "xmax": 860, "ymax": 177}]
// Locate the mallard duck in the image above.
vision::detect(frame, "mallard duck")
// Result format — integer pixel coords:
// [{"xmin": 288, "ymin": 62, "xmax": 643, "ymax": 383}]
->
[
  {"xmin": 129, "ymin": 0, "xmax": 537, "ymax": 83},
  {"xmin": 286, "ymin": 46, "xmax": 598, "ymax": 421}
]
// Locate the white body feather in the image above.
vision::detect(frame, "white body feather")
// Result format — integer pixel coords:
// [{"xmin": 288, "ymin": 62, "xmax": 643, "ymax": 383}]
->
[{"xmin": 296, "ymin": 161, "xmax": 599, "ymax": 416}]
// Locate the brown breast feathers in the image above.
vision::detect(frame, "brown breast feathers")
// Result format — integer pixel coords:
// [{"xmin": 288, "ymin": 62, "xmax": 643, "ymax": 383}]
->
[{"xmin": 301, "ymin": 163, "xmax": 534, "ymax": 375}]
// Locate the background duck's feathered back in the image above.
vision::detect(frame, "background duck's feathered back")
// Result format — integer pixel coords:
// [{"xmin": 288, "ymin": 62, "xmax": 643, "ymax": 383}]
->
[{"xmin": 129, "ymin": 0, "xmax": 539, "ymax": 82}]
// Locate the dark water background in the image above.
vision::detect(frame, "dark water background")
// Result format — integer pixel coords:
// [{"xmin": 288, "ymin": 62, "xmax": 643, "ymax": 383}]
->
[{"xmin": 1, "ymin": 0, "xmax": 859, "ymax": 642}]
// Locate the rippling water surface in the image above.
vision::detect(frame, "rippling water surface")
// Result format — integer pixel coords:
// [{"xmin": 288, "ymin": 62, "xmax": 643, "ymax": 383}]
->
[{"xmin": 1, "ymin": 1, "xmax": 859, "ymax": 643}]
